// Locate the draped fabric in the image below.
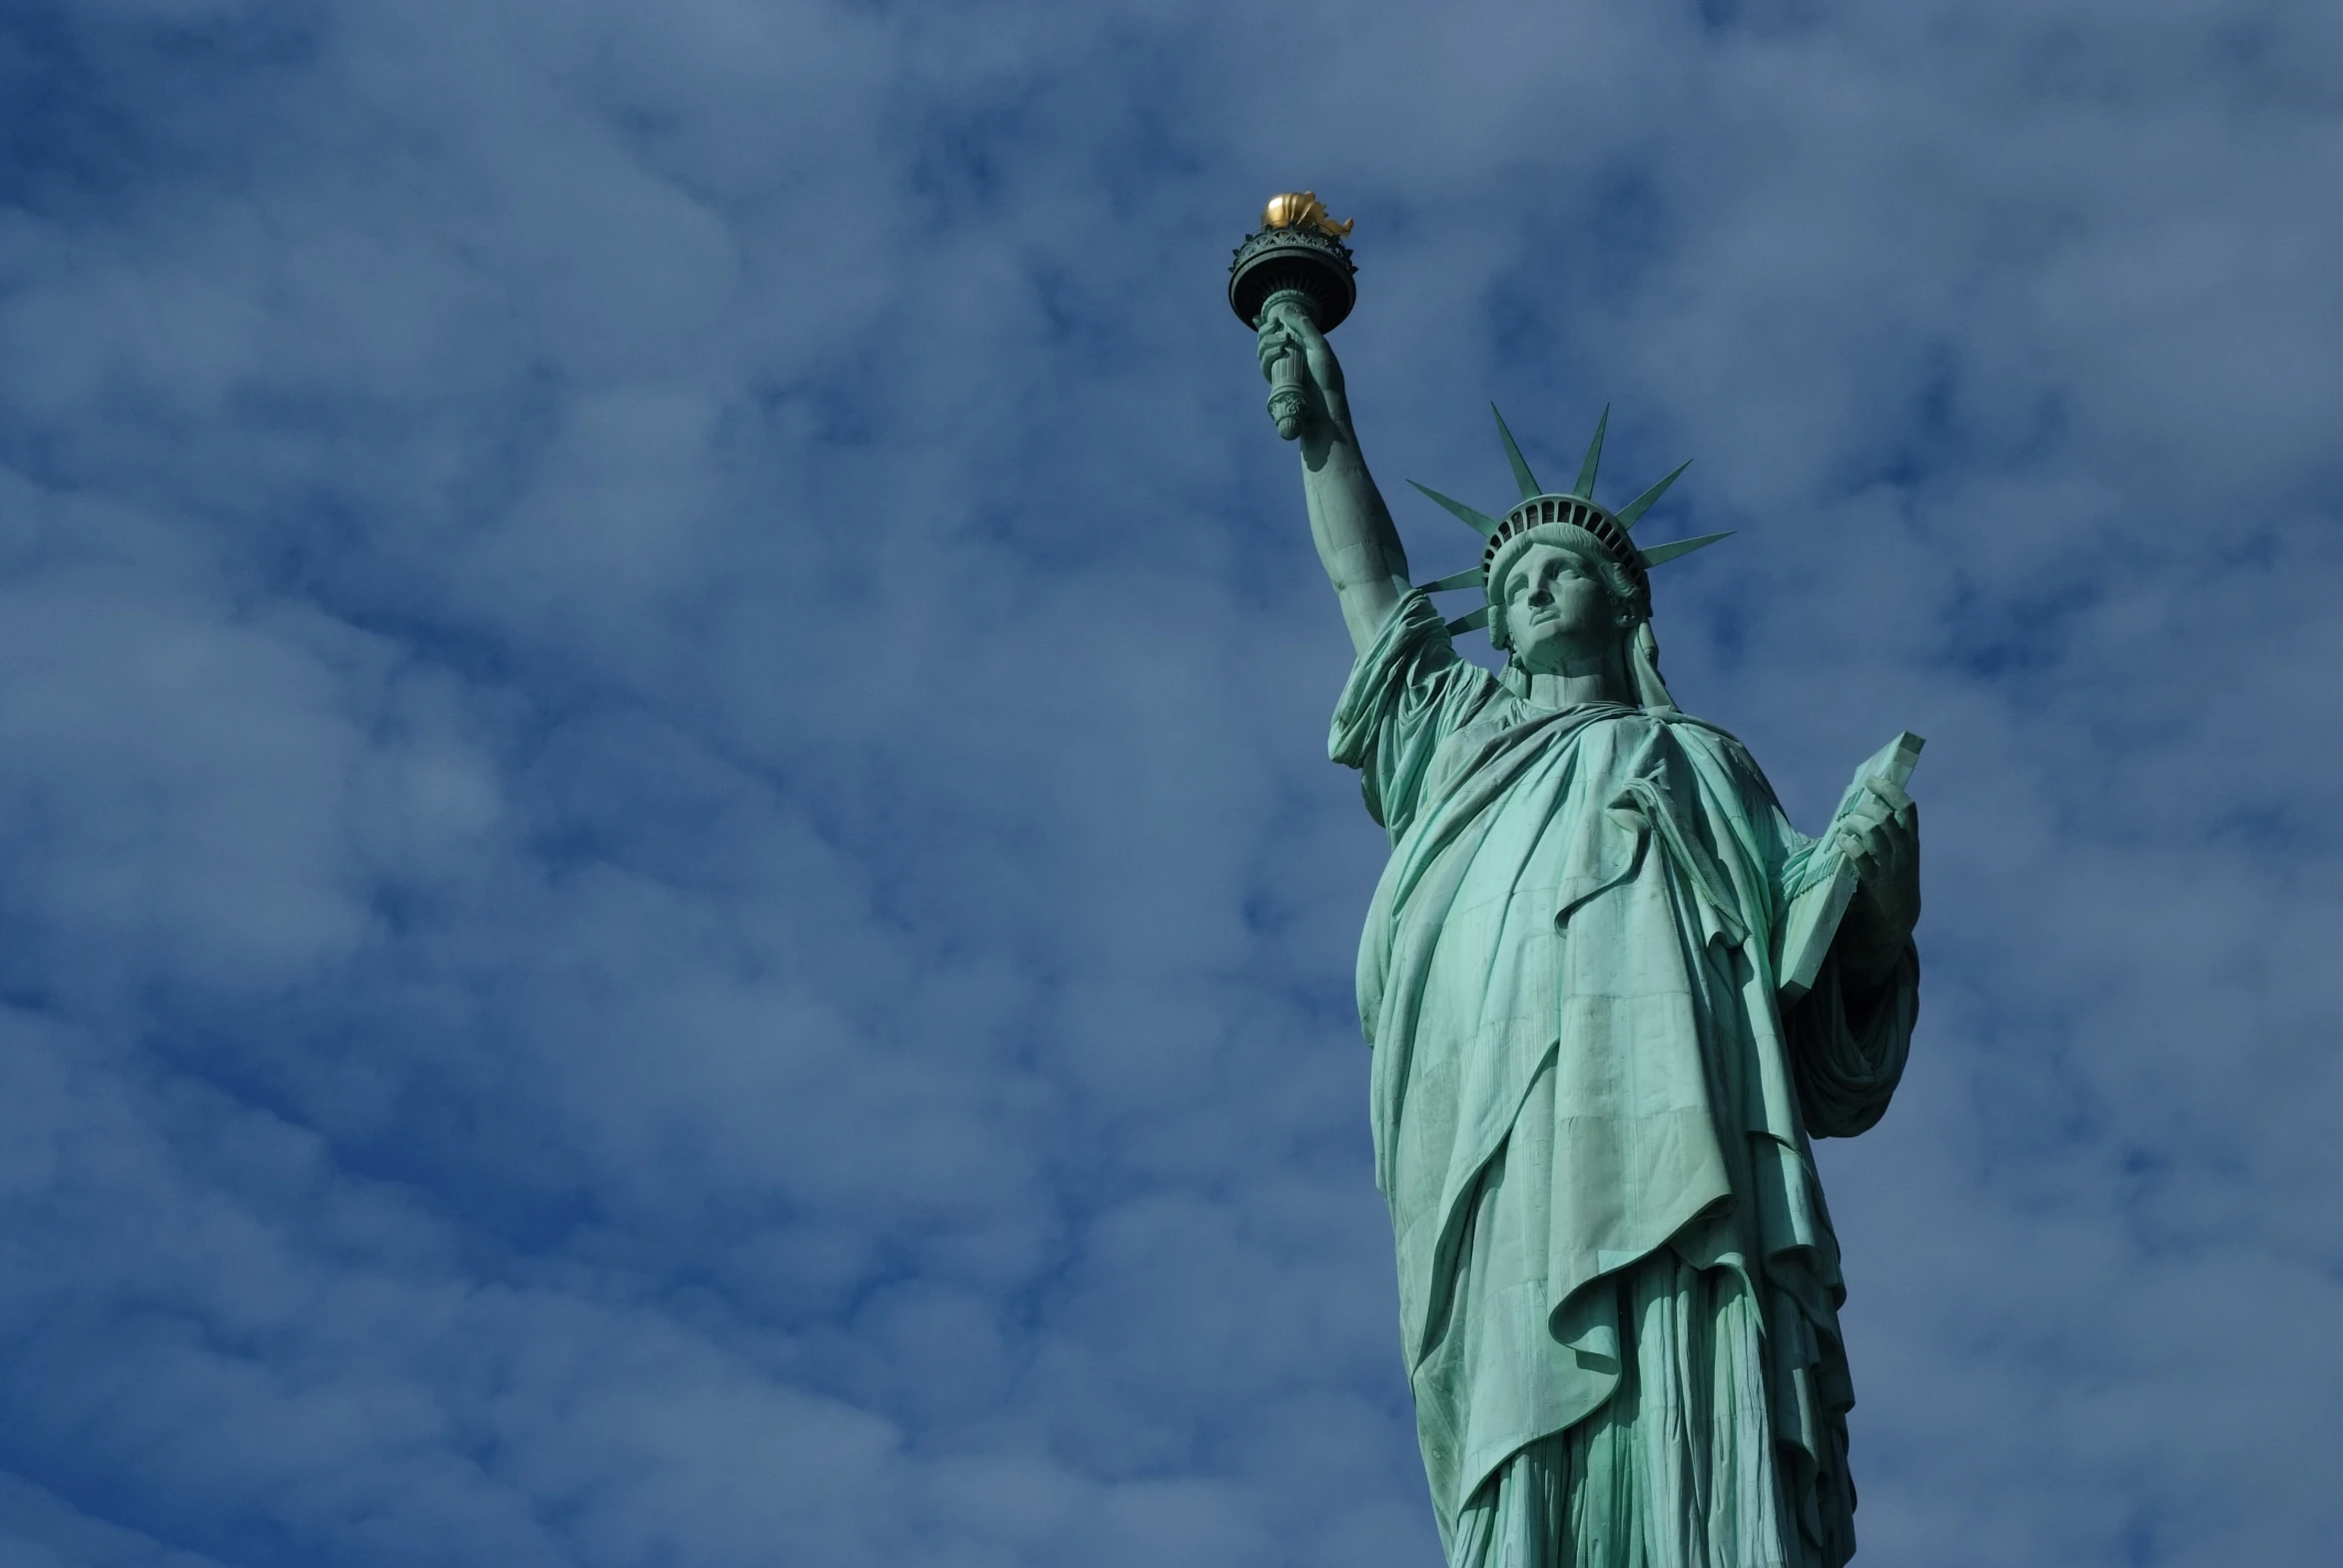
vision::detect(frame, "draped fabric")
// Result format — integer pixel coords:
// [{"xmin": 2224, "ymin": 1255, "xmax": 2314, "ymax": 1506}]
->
[
  {"xmin": 1447, "ymin": 1252, "xmax": 1782, "ymax": 1568},
  {"xmin": 1328, "ymin": 593, "xmax": 1917, "ymax": 1567}
]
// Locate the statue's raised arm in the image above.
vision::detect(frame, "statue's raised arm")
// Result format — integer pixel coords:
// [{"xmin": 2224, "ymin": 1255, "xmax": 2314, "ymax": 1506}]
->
[{"xmin": 1253, "ymin": 302, "xmax": 1411, "ymax": 652}]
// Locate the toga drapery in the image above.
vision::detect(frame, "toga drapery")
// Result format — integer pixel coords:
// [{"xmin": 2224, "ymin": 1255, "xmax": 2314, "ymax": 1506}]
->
[{"xmin": 1331, "ymin": 592, "xmax": 1917, "ymax": 1567}]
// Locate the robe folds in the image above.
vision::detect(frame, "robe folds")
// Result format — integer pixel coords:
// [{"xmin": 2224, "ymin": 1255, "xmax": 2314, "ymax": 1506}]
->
[{"xmin": 1330, "ymin": 593, "xmax": 1918, "ymax": 1568}]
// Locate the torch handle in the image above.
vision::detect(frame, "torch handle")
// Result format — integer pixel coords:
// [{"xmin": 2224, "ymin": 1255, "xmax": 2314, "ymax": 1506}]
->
[{"xmin": 1258, "ymin": 288, "xmax": 1319, "ymax": 440}]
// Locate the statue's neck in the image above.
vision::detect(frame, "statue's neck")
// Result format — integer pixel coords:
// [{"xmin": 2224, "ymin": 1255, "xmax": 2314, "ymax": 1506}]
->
[{"xmin": 1520, "ymin": 643, "xmax": 1634, "ymax": 711}]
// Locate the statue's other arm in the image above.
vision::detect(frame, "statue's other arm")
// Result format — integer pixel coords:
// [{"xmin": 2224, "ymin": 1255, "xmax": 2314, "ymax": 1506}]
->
[{"xmin": 1256, "ymin": 301, "xmax": 1412, "ymax": 654}]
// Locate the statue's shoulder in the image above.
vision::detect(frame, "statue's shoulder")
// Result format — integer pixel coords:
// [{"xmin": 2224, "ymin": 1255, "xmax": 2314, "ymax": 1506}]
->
[
  {"xmin": 1654, "ymin": 710, "xmax": 1785, "ymax": 809},
  {"xmin": 1654, "ymin": 708, "xmax": 1746, "ymax": 753}
]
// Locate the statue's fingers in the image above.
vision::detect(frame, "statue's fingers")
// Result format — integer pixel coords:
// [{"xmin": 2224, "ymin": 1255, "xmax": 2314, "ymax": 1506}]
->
[
  {"xmin": 1863, "ymin": 777, "xmax": 1914, "ymax": 816},
  {"xmin": 1267, "ymin": 298, "xmax": 1315, "ymax": 340},
  {"xmin": 1844, "ymin": 793, "xmax": 1891, "ymax": 832}
]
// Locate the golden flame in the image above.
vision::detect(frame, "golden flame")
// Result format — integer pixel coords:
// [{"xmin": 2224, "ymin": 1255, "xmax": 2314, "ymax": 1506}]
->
[{"xmin": 1261, "ymin": 191, "xmax": 1353, "ymax": 239}]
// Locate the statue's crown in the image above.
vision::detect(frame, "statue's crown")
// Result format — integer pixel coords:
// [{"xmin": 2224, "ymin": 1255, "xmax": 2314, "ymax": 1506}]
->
[{"xmin": 1407, "ymin": 406, "xmax": 1733, "ymax": 639}]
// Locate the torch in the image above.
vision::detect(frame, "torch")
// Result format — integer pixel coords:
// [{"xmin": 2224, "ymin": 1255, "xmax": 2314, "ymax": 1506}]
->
[{"xmin": 1227, "ymin": 192, "xmax": 1357, "ymax": 439}]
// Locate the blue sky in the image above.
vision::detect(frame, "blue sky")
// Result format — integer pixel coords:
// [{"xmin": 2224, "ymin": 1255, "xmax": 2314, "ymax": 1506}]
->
[{"xmin": 0, "ymin": 1, "xmax": 2337, "ymax": 1564}]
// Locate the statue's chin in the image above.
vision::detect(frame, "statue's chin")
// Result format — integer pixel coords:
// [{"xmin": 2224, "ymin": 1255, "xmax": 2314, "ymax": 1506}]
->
[{"xmin": 1512, "ymin": 630, "xmax": 1611, "ymax": 677}]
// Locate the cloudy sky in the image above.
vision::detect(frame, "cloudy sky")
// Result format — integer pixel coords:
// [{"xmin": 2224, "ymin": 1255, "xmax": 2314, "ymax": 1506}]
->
[{"xmin": 0, "ymin": 1, "xmax": 2337, "ymax": 1564}]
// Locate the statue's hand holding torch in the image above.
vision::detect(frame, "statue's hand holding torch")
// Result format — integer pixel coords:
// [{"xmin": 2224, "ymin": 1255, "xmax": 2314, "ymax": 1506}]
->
[{"xmin": 1256, "ymin": 297, "xmax": 1345, "ymax": 442}]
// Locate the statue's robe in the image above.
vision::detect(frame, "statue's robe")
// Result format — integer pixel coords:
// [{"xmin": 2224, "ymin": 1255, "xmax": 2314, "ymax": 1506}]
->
[{"xmin": 1331, "ymin": 594, "xmax": 1917, "ymax": 1568}]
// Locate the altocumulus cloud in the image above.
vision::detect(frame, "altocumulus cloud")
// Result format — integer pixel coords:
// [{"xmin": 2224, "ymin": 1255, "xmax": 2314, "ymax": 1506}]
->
[{"xmin": 0, "ymin": 0, "xmax": 2336, "ymax": 1564}]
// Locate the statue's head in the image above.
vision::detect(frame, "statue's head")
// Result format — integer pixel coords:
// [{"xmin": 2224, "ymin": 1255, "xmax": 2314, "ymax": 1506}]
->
[
  {"xmin": 1489, "ymin": 530, "xmax": 1645, "ymax": 671},
  {"xmin": 1405, "ymin": 405, "xmax": 1734, "ymax": 707}
]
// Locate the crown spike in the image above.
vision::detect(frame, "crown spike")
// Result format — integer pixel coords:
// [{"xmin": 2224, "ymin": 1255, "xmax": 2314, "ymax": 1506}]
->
[
  {"xmin": 1416, "ymin": 567, "xmax": 1486, "ymax": 594},
  {"xmin": 1570, "ymin": 404, "xmax": 1609, "ymax": 499},
  {"xmin": 1445, "ymin": 605, "xmax": 1493, "ymax": 635},
  {"xmin": 1490, "ymin": 404, "xmax": 1541, "ymax": 501},
  {"xmin": 1636, "ymin": 529, "xmax": 1734, "ymax": 568},
  {"xmin": 1406, "ymin": 479, "xmax": 1502, "ymax": 537},
  {"xmin": 1614, "ymin": 459, "xmax": 1693, "ymax": 531}
]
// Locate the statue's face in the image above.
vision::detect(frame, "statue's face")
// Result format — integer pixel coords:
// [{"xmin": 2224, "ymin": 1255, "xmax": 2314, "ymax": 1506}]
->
[{"xmin": 1502, "ymin": 540, "xmax": 1621, "ymax": 674}]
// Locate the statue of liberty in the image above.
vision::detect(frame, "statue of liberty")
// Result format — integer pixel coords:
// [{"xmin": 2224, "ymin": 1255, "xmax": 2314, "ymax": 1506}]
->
[{"xmin": 1241, "ymin": 212, "xmax": 1922, "ymax": 1567}]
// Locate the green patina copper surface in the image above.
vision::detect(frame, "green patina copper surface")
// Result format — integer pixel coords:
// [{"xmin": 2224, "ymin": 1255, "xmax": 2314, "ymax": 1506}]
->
[{"xmin": 1249, "ymin": 273, "xmax": 1922, "ymax": 1568}]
